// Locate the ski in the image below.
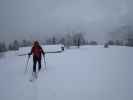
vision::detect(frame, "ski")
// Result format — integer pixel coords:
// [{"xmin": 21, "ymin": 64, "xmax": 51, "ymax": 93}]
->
[{"xmin": 29, "ymin": 72, "xmax": 38, "ymax": 82}]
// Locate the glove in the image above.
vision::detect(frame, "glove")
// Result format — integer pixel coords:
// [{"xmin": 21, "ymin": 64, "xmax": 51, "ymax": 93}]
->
[
  {"xmin": 28, "ymin": 53, "xmax": 31, "ymax": 57},
  {"xmin": 43, "ymin": 53, "xmax": 45, "ymax": 57},
  {"xmin": 42, "ymin": 52, "xmax": 45, "ymax": 56}
]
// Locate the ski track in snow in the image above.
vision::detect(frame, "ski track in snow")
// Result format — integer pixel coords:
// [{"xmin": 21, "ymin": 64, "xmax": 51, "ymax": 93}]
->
[{"xmin": 0, "ymin": 45, "xmax": 133, "ymax": 100}]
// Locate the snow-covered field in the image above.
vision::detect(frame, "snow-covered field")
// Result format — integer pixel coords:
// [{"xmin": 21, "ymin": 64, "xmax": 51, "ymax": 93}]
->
[{"xmin": 0, "ymin": 45, "xmax": 133, "ymax": 100}]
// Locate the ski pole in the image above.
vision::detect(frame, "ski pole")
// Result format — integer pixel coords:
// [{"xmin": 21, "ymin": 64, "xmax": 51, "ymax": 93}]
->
[
  {"xmin": 24, "ymin": 55, "xmax": 30, "ymax": 73},
  {"xmin": 18, "ymin": 53, "xmax": 28, "ymax": 56},
  {"xmin": 43, "ymin": 54, "xmax": 47, "ymax": 71}
]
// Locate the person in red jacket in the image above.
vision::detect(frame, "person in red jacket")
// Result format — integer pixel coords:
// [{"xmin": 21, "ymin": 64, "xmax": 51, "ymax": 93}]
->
[{"xmin": 28, "ymin": 41, "xmax": 45, "ymax": 74}]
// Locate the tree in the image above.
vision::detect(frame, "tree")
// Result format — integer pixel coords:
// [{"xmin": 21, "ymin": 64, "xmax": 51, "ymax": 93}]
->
[
  {"xmin": 108, "ymin": 40, "xmax": 115, "ymax": 45},
  {"xmin": 77, "ymin": 38, "xmax": 80, "ymax": 48},
  {"xmin": 52, "ymin": 36, "xmax": 57, "ymax": 44},
  {"xmin": 8, "ymin": 44, "xmax": 13, "ymax": 50},
  {"xmin": 59, "ymin": 38, "xmax": 65, "ymax": 45},
  {"xmin": 13, "ymin": 40, "xmax": 19, "ymax": 50},
  {"xmin": 46, "ymin": 38, "xmax": 53, "ymax": 44},
  {"xmin": 0, "ymin": 42, "xmax": 7, "ymax": 52},
  {"xmin": 8, "ymin": 40, "xmax": 20, "ymax": 51},
  {"xmin": 125, "ymin": 33, "xmax": 133, "ymax": 46},
  {"xmin": 126, "ymin": 37, "xmax": 133, "ymax": 46},
  {"xmin": 115, "ymin": 40, "xmax": 123, "ymax": 46},
  {"xmin": 21, "ymin": 40, "xmax": 32, "ymax": 47},
  {"xmin": 72, "ymin": 33, "xmax": 86, "ymax": 47},
  {"xmin": 64, "ymin": 34, "xmax": 73, "ymax": 48}
]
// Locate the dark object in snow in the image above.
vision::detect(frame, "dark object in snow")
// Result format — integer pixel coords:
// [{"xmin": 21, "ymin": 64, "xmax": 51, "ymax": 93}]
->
[
  {"xmin": 61, "ymin": 45, "xmax": 64, "ymax": 51},
  {"xmin": 104, "ymin": 43, "xmax": 109, "ymax": 48}
]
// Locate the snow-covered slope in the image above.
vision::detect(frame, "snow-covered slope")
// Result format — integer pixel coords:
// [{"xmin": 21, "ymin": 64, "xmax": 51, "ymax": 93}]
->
[{"xmin": 0, "ymin": 45, "xmax": 133, "ymax": 100}]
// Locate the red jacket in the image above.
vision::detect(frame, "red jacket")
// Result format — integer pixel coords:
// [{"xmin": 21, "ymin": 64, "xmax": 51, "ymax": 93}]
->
[{"xmin": 30, "ymin": 45, "xmax": 44, "ymax": 59}]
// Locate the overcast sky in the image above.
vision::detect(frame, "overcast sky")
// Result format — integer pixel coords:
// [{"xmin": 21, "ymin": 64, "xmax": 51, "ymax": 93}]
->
[{"xmin": 0, "ymin": 0, "xmax": 132, "ymax": 43}]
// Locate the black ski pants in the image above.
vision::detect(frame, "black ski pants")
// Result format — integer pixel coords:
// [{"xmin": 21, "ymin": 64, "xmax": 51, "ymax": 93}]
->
[{"xmin": 33, "ymin": 56, "xmax": 41, "ymax": 72}]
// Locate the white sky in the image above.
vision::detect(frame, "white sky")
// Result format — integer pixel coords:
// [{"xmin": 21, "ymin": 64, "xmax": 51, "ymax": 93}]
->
[{"xmin": 0, "ymin": 0, "xmax": 132, "ymax": 42}]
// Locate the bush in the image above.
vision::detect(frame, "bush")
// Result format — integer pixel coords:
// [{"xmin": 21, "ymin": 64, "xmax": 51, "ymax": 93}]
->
[{"xmin": 88, "ymin": 41, "xmax": 98, "ymax": 45}]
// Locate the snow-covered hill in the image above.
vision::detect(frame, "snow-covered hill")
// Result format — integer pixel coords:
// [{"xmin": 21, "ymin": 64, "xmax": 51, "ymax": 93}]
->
[{"xmin": 0, "ymin": 45, "xmax": 133, "ymax": 100}]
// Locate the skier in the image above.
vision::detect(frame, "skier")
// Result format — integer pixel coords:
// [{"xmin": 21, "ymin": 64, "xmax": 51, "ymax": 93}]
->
[{"xmin": 28, "ymin": 41, "xmax": 45, "ymax": 78}]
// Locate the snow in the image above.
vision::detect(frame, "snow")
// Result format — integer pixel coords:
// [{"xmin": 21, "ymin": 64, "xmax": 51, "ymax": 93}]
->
[
  {"xmin": 0, "ymin": 45, "xmax": 133, "ymax": 100},
  {"xmin": 18, "ymin": 44, "xmax": 63, "ymax": 55}
]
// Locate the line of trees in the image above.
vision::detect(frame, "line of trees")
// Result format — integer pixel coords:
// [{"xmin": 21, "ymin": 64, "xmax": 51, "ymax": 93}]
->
[
  {"xmin": 2, "ymin": 24, "xmax": 133, "ymax": 53},
  {"xmin": 107, "ymin": 25, "xmax": 133, "ymax": 47},
  {"xmin": 0, "ymin": 33, "xmax": 99, "ymax": 53},
  {"xmin": 44, "ymin": 33, "xmax": 98, "ymax": 48},
  {"xmin": 104, "ymin": 39, "xmax": 133, "ymax": 47},
  {"xmin": 0, "ymin": 39, "xmax": 32, "ymax": 52}
]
